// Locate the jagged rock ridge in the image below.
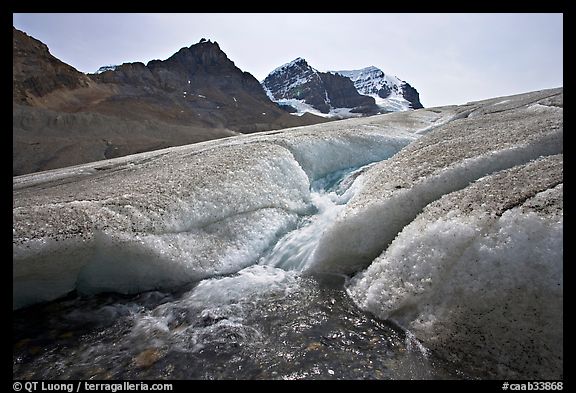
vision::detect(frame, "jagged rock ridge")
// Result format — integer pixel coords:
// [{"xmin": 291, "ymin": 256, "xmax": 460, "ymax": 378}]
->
[
  {"xmin": 333, "ymin": 66, "xmax": 423, "ymax": 110},
  {"xmin": 262, "ymin": 59, "xmax": 423, "ymax": 117},
  {"xmin": 262, "ymin": 58, "xmax": 379, "ymax": 117},
  {"xmin": 13, "ymin": 29, "xmax": 327, "ymax": 175}
]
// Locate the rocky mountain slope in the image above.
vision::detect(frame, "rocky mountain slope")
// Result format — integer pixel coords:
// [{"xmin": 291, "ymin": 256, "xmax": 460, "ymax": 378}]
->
[
  {"xmin": 332, "ymin": 66, "xmax": 423, "ymax": 111},
  {"xmin": 262, "ymin": 59, "xmax": 423, "ymax": 117},
  {"xmin": 13, "ymin": 28, "xmax": 327, "ymax": 175},
  {"xmin": 262, "ymin": 58, "xmax": 379, "ymax": 117},
  {"xmin": 13, "ymin": 27, "xmax": 95, "ymax": 105}
]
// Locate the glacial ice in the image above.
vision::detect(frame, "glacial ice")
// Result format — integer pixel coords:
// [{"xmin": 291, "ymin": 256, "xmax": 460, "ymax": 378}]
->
[
  {"xmin": 13, "ymin": 87, "xmax": 563, "ymax": 379},
  {"xmin": 346, "ymin": 155, "xmax": 563, "ymax": 379},
  {"xmin": 13, "ymin": 113, "xmax": 429, "ymax": 309},
  {"xmin": 260, "ymin": 163, "xmax": 371, "ymax": 271},
  {"xmin": 307, "ymin": 96, "xmax": 563, "ymax": 275}
]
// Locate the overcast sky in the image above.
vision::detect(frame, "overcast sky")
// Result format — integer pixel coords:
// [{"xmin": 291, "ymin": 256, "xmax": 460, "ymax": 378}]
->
[{"xmin": 13, "ymin": 13, "xmax": 563, "ymax": 108}]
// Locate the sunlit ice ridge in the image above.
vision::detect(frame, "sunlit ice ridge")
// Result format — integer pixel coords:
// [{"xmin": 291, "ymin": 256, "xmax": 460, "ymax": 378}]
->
[{"xmin": 13, "ymin": 87, "xmax": 562, "ymax": 379}]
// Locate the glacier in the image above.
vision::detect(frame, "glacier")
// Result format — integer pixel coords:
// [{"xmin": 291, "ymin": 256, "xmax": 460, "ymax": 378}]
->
[
  {"xmin": 14, "ymin": 110, "xmax": 434, "ymax": 309},
  {"xmin": 308, "ymin": 91, "xmax": 563, "ymax": 275},
  {"xmin": 13, "ymin": 87, "xmax": 562, "ymax": 379}
]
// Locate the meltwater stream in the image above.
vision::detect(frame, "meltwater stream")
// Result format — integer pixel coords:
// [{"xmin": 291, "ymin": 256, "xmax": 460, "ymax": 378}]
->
[
  {"xmin": 13, "ymin": 162, "xmax": 469, "ymax": 380},
  {"xmin": 261, "ymin": 165, "xmax": 368, "ymax": 272}
]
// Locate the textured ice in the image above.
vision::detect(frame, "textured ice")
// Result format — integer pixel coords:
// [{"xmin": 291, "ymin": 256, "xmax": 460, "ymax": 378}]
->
[
  {"xmin": 13, "ymin": 87, "xmax": 563, "ymax": 379},
  {"xmin": 260, "ymin": 163, "xmax": 371, "ymax": 271},
  {"xmin": 13, "ymin": 143, "xmax": 310, "ymax": 309},
  {"xmin": 308, "ymin": 88, "xmax": 563, "ymax": 274},
  {"xmin": 14, "ymin": 110, "xmax": 437, "ymax": 309},
  {"xmin": 347, "ymin": 155, "xmax": 563, "ymax": 379}
]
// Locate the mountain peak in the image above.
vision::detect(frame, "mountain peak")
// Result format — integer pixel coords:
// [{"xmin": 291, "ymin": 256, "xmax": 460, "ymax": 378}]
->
[
  {"xmin": 361, "ymin": 66, "xmax": 381, "ymax": 73},
  {"xmin": 285, "ymin": 57, "xmax": 308, "ymax": 66},
  {"xmin": 262, "ymin": 58, "xmax": 377, "ymax": 116},
  {"xmin": 291, "ymin": 57, "xmax": 307, "ymax": 65},
  {"xmin": 131, "ymin": 38, "xmax": 234, "ymax": 86},
  {"xmin": 268, "ymin": 57, "xmax": 313, "ymax": 76},
  {"xmin": 263, "ymin": 59, "xmax": 424, "ymax": 116},
  {"xmin": 195, "ymin": 38, "xmax": 220, "ymax": 49},
  {"xmin": 333, "ymin": 66, "xmax": 423, "ymax": 110}
]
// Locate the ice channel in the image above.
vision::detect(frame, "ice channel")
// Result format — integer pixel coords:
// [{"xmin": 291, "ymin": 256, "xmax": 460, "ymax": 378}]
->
[
  {"xmin": 260, "ymin": 163, "xmax": 373, "ymax": 271},
  {"xmin": 14, "ymin": 157, "xmax": 462, "ymax": 380}
]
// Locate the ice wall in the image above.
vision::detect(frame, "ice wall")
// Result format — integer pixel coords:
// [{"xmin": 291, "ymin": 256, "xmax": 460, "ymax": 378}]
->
[
  {"xmin": 13, "ymin": 143, "xmax": 310, "ymax": 308},
  {"xmin": 347, "ymin": 155, "xmax": 563, "ymax": 379}
]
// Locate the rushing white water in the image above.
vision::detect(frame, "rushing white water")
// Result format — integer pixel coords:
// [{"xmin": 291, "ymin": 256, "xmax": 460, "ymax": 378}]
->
[{"xmin": 260, "ymin": 164, "xmax": 372, "ymax": 271}]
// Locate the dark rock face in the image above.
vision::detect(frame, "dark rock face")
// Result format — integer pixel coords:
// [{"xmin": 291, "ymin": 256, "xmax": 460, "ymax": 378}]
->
[
  {"xmin": 262, "ymin": 58, "xmax": 377, "ymax": 114},
  {"xmin": 377, "ymin": 85, "xmax": 392, "ymax": 99},
  {"xmin": 320, "ymin": 72, "xmax": 375, "ymax": 109},
  {"xmin": 263, "ymin": 58, "xmax": 327, "ymax": 110},
  {"xmin": 277, "ymin": 103, "xmax": 298, "ymax": 113},
  {"xmin": 96, "ymin": 41, "xmax": 269, "ymax": 102},
  {"xmin": 95, "ymin": 62, "xmax": 156, "ymax": 87},
  {"xmin": 401, "ymin": 82, "xmax": 423, "ymax": 109},
  {"xmin": 13, "ymin": 30, "xmax": 328, "ymax": 175},
  {"xmin": 262, "ymin": 58, "xmax": 315, "ymax": 97},
  {"xmin": 95, "ymin": 41, "xmax": 266, "ymax": 101}
]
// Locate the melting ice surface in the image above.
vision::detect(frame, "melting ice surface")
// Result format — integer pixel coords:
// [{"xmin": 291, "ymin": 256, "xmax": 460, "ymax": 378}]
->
[
  {"xmin": 260, "ymin": 164, "xmax": 370, "ymax": 271},
  {"xmin": 13, "ymin": 162, "xmax": 468, "ymax": 380}
]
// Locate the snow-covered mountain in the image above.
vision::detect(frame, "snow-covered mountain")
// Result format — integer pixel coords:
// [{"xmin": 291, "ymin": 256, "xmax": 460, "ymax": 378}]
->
[
  {"xmin": 332, "ymin": 66, "xmax": 423, "ymax": 112},
  {"xmin": 262, "ymin": 59, "xmax": 423, "ymax": 118},
  {"xmin": 95, "ymin": 64, "xmax": 118, "ymax": 74},
  {"xmin": 262, "ymin": 58, "xmax": 379, "ymax": 118}
]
